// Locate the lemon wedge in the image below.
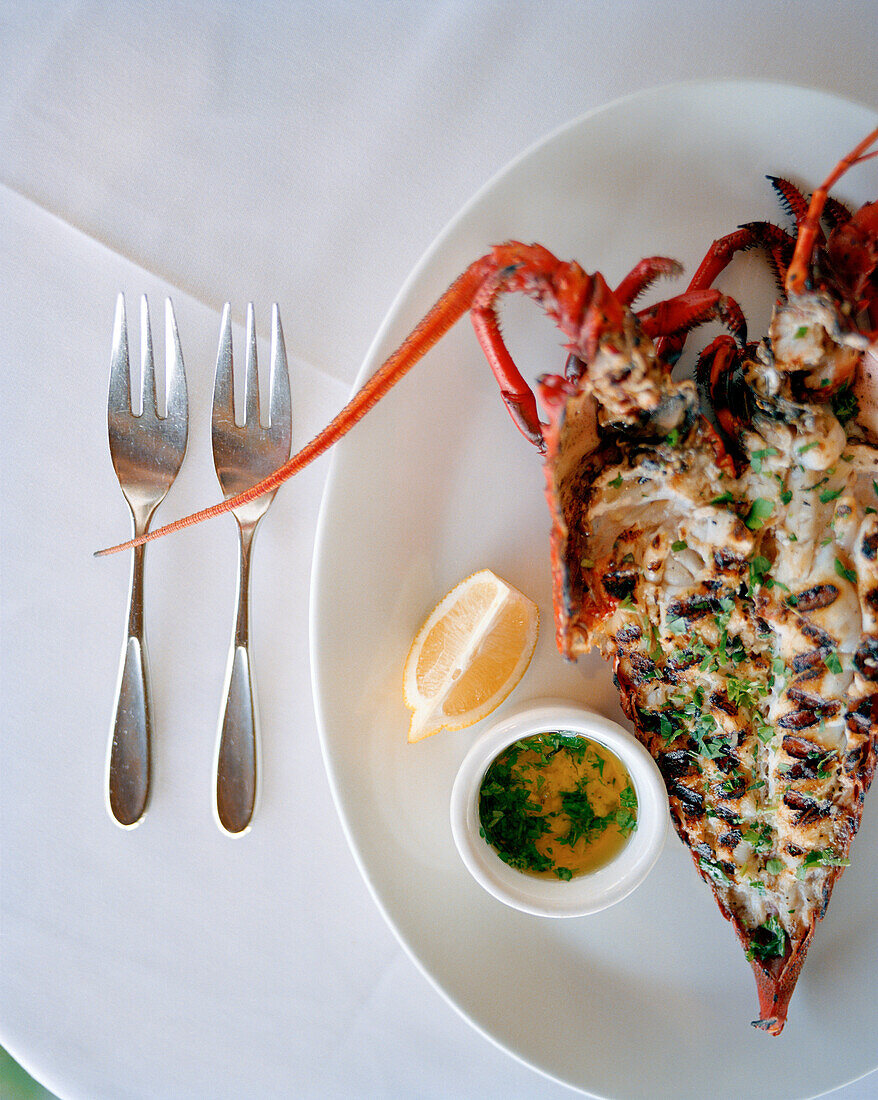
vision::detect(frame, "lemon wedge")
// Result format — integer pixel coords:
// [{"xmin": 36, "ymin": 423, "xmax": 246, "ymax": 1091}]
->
[{"xmin": 403, "ymin": 569, "xmax": 539, "ymax": 742}]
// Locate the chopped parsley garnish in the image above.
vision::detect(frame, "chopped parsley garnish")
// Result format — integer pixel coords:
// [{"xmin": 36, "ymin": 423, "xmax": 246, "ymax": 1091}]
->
[
  {"xmin": 478, "ymin": 735, "xmax": 637, "ymax": 880},
  {"xmin": 834, "ymin": 557, "xmax": 857, "ymax": 585},
  {"xmin": 766, "ymin": 858, "xmax": 784, "ymax": 875},
  {"xmin": 743, "ymin": 823, "xmax": 773, "ymax": 853},
  {"xmin": 699, "ymin": 856, "xmax": 733, "ymax": 887},
  {"xmin": 659, "ymin": 713, "xmax": 678, "ymax": 745},
  {"xmin": 747, "ymin": 915, "xmax": 787, "ymax": 960},
  {"xmin": 744, "ymin": 498, "xmax": 774, "ymax": 530},
  {"xmin": 671, "ymin": 539, "xmax": 688, "ymax": 553},
  {"xmin": 794, "ymin": 325, "xmax": 809, "ymax": 339},
  {"xmin": 711, "ymin": 491, "xmax": 735, "ymax": 506},
  {"xmin": 665, "ymin": 428, "xmax": 681, "ymax": 447},
  {"xmin": 609, "ymin": 473, "xmax": 623, "ymax": 489},
  {"xmin": 749, "ymin": 447, "xmax": 779, "ymax": 474},
  {"xmin": 831, "ymin": 385, "xmax": 859, "ymax": 426},
  {"xmin": 666, "ymin": 613, "xmax": 688, "ymax": 635},
  {"xmin": 825, "ymin": 650, "xmax": 843, "ymax": 675},
  {"xmin": 780, "ymin": 489, "xmax": 793, "ymax": 505},
  {"xmin": 819, "ymin": 487, "xmax": 842, "ymax": 504},
  {"xmin": 726, "ymin": 675, "xmax": 766, "ymax": 709},
  {"xmin": 754, "ymin": 716, "xmax": 775, "ymax": 744},
  {"xmin": 797, "ymin": 441, "xmax": 819, "ymax": 454},
  {"xmin": 796, "ymin": 847, "xmax": 850, "ymax": 880}
]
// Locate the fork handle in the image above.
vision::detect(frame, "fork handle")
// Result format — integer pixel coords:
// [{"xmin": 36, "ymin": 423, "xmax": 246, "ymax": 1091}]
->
[
  {"xmin": 107, "ymin": 539, "xmax": 151, "ymax": 826},
  {"xmin": 215, "ymin": 523, "xmax": 259, "ymax": 835}
]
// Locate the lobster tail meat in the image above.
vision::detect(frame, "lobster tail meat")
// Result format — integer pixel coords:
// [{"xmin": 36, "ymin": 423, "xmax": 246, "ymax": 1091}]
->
[
  {"xmin": 541, "ymin": 134, "xmax": 877, "ymax": 1033},
  {"xmin": 542, "ymin": 338, "xmax": 878, "ymax": 1032}
]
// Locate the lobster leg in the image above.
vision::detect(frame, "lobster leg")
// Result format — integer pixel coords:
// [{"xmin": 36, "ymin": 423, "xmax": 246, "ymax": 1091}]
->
[
  {"xmin": 768, "ymin": 175, "xmax": 812, "ymax": 229},
  {"xmin": 638, "ymin": 288, "xmax": 747, "ymax": 345},
  {"xmin": 651, "ymin": 224, "xmax": 791, "ymax": 363},
  {"xmin": 613, "ymin": 257, "xmax": 683, "ymax": 306},
  {"xmin": 697, "ymin": 334, "xmax": 749, "ymax": 444},
  {"xmin": 786, "ymin": 127, "xmax": 878, "ymax": 296},
  {"xmin": 470, "ymin": 304, "xmax": 546, "ymax": 448}
]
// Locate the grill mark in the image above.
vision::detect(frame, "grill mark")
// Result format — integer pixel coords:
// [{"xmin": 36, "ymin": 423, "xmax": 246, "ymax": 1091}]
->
[
  {"xmin": 800, "ymin": 622, "xmax": 837, "ymax": 649},
  {"xmin": 862, "ymin": 530, "xmax": 878, "ymax": 560},
  {"xmin": 782, "ymin": 759, "xmax": 821, "ymax": 781},
  {"xmin": 709, "ymin": 689, "xmax": 739, "ymax": 716},
  {"xmin": 718, "ymin": 829, "xmax": 742, "ymax": 847},
  {"xmin": 782, "ymin": 734, "xmax": 829, "ymax": 760},
  {"xmin": 714, "ymin": 805, "xmax": 741, "ymax": 824},
  {"xmin": 667, "ymin": 780, "xmax": 705, "ymax": 816},
  {"xmin": 792, "ymin": 584, "xmax": 839, "ymax": 612},
  {"xmin": 714, "ymin": 775, "xmax": 746, "ymax": 799},
  {"xmin": 778, "ymin": 709, "xmax": 820, "ymax": 730},
  {"xmin": 715, "ymin": 752, "xmax": 741, "ymax": 775},
  {"xmin": 614, "ymin": 624, "xmax": 642, "ymax": 644},
  {"xmin": 783, "ymin": 789, "xmax": 830, "ymax": 826},
  {"xmin": 787, "ymin": 687, "xmax": 841, "ymax": 716},
  {"xmin": 626, "ymin": 651, "xmax": 657, "ymax": 683},
  {"xmin": 657, "ymin": 750, "xmax": 696, "ymax": 780},
  {"xmin": 785, "ymin": 843, "xmax": 804, "ymax": 856},
  {"xmin": 667, "ymin": 652, "xmax": 698, "ymax": 673},
  {"xmin": 854, "ymin": 638, "xmax": 878, "ymax": 681},
  {"xmin": 844, "ymin": 742, "xmax": 869, "ymax": 773},
  {"xmin": 792, "ymin": 650, "xmax": 828, "ymax": 674},
  {"xmin": 714, "ymin": 549, "xmax": 744, "ymax": 571},
  {"xmin": 848, "ymin": 695, "xmax": 877, "ymax": 727},
  {"xmin": 667, "ymin": 594, "xmax": 720, "ymax": 622}
]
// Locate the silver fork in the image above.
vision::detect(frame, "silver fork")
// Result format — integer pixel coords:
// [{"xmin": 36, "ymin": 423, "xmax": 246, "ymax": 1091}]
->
[
  {"xmin": 212, "ymin": 303, "xmax": 292, "ymax": 835},
  {"xmin": 106, "ymin": 294, "xmax": 189, "ymax": 827}
]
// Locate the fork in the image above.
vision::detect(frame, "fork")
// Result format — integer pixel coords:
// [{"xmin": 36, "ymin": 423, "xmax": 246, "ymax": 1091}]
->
[
  {"xmin": 212, "ymin": 303, "xmax": 292, "ymax": 835},
  {"xmin": 106, "ymin": 294, "xmax": 188, "ymax": 827}
]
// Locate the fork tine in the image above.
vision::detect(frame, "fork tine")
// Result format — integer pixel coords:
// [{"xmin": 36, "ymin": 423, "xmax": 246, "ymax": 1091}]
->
[
  {"xmin": 269, "ymin": 304, "xmax": 292, "ymax": 432},
  {"xmin": 140, "ymin": 295, "xmax": 158, "ymax": 418},
  {"xmin": 164, "ymin": 298, "xmax": 188, "ymax": 426},
  {"xmin": 213, "ymin": 303, "xmax": 236, "ymax": 430},
  {"xmin": 108, "ymin": 293, "xmax": 131, "ymax": 414},
  {"xmin": 244, "ymin": 302, "xmax": 259, "ymax": 426}
]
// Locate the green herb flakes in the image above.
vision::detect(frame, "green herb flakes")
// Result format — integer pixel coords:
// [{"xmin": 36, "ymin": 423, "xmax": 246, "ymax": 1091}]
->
[
  {"xmin": 744, "ymin": 498, "xmax": 774, "ymax": 530},
  {"xmin": 796, "ymin": 848, "xmax": 850, "ymax": 880},
  {"xmin": 834, "ymin": 557, "xmax": 857, "ymax": 585},
  {"xmin": 747, "ymin": 915, "xmax": 786, "ymax": 960}
]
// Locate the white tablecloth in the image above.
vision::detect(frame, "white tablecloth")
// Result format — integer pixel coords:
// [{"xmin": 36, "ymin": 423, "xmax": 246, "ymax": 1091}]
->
[{"xmin": 1, "ymin": 4, "xmax": 876, "ymax": 1098}]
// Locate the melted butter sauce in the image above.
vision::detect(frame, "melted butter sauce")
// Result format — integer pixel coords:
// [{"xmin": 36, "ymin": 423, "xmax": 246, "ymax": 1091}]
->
[{"xmin": 478, "ymin": 732, "xmax": 638, "ymax": 880}]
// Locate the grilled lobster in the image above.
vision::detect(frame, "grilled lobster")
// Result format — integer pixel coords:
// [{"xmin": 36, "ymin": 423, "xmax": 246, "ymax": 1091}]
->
[{"xmin": 99, "ymin": 128, "xmax": 878, "ymax": 1034}]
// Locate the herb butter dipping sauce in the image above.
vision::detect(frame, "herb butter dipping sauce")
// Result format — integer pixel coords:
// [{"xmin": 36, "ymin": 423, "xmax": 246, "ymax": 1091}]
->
[{"xmin": 479, "ymin": 731, "xmax": 637, "ymax": 880}]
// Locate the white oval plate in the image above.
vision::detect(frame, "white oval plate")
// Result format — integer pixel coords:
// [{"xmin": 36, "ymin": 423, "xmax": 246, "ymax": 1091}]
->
[{"xmin": 311, "ymin": 82, "xmax": 878, "ymax": 1100}]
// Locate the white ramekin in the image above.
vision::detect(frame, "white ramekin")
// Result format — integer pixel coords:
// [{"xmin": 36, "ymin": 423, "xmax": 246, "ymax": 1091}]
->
[{"xmin": 450, "ymin": 698, "xmax": 669, "ymax": 917}]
